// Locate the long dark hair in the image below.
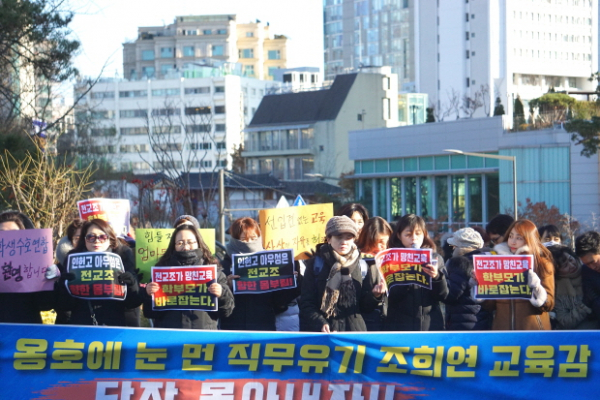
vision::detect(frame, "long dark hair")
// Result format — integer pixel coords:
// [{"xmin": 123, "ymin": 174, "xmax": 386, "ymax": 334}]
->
[
  {"xmin": 356, "ymin": 216, "xmax": 392, "ymax": 252},
  {"xmin": 335, "ymin": 203, "xmax": 369, "ymax": 222},
  {"xmin": 388, "ymin": 214, "xmax": 436, "ymax": 250},
  {"xmin": 157, "ymin": 225, "xmax": 216, "ymax": 265},
  {"xmin": 72, "ymin": 219, "xmax": 121, "ymax": 252}
]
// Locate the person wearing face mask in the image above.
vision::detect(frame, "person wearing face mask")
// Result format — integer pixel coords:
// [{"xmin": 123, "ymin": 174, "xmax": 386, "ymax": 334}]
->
[
  {"xmin": 56, "ymin": 219, "xmax": 141, "ymax": 326},
  {"xmin": 538, "ymin": 224, "xmax": 562, "ymax": 246},
  {"xmin": 300, "ymin": 216, "xmax": 366, "ymax": 332},
  {"xmin": 221, "ymin": 217, "xmax": 299, "ymax": 331},
  {"xmin": 142, "ymin": 224, "xmax": 233, "ymax": 329},
  {"xmin": 362, "ymin": 214, "xmax": 448, "ymax": 331},
  {"xmin": 488, "ymin": 219, "xmax": 555, "ymax": 330}
]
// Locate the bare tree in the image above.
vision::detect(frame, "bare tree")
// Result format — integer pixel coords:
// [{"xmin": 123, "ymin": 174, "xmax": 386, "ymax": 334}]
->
[{"xmin": 137, "ymin": 99, "xmax": 228, "ymax": 226}]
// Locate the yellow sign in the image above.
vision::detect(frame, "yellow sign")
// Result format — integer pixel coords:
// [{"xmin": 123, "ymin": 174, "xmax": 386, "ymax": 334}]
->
[
  {"xmin": 135, "ymin": 228, "xmax": 215, "ymax": 283},
  {"xmin": 259, "ymin": 203, "xmax": 333, "ymax": 260}
]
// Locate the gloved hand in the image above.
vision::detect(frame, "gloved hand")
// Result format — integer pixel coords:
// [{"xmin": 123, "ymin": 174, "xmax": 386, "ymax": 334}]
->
[
  {"xmin": 117, "ymin": 271, "xmax": 139, "ymax": 294},
  {"xmin": 525, "ymin": 269, "xmax": 547, "ymax": 307},
  {"xmin": 45, "ymin": 264, "xmax": 60, "ymax": 280},
  {"xmin": 60, "ymin": 272, "xmax": 76, "ymax": 282}
]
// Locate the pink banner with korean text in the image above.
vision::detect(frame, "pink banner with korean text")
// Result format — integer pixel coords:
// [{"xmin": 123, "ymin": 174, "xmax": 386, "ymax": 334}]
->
[
  {"xmin": 0, "ymin": 228, "xmax": 54, "ymax": 293},
  {"xmin": 77, "ymin": 198, "xmax": 130, "ymax": 237}
]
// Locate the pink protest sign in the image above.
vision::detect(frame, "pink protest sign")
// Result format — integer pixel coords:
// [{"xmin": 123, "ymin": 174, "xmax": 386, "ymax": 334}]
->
[
  {"xmin": 0, "ymin": 228, "xmax": 54, "ymax": 293},
  {"xmin": 77, "ymin": 198, "xmax": 130, "ymax": 237}
]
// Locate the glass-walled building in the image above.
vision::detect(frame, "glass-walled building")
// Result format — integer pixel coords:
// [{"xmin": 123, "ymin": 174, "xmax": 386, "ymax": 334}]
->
[
  {"xmin": 349, "ymin": 116, "xmax": 596, "ymax": 232},
  {"xmin": 354, "ymin": 153, "xmax": 500, "ymax": 229}
]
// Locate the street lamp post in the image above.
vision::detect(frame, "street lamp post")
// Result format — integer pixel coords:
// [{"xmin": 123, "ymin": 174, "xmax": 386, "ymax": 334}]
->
[{"xmin": 444, "ymin": 149, "xmax": 518, "ymax": 220}]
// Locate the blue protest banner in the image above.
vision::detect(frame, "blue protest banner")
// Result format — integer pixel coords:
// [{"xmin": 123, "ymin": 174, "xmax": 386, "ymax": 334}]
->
[{"xmin": 0, "ymin": 323, "xmax": 596, "ymax": 399}]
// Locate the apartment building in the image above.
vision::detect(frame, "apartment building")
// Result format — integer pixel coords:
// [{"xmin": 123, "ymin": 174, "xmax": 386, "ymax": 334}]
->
[
  {"xmin": 325, "ymin": 0, "xmax": 598, "ymax": 120},
  {"xmin": 74, "ymin": 71, "xmax": 279, "ymax": 175},
  {"xmin": 123, "ymin": 15, "xmax": 287, "ymax": 81}
]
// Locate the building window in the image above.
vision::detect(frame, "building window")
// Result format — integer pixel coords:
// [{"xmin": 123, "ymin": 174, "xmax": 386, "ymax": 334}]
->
[
  {"xmin": 243, "ymin": 65, "xmax": 255, "ymax": 77},
  {"xmin": 91, "ymin": 91, "xmax": 114, "ymax": 99},
  {"xmin": 160, "ymin": 64, "xmax": 175, "ymax": 76},
  {"xmin": 186, "ymin": 124, "xmax": 211, "ymax": 133},
  {"xmin": 185, "ymin": 30, "xmax": 197, "ymax": 36},
  {"xmin": 120, "ymin": 90, "xmax": 147, "ymax": 98},
  {"xmin": 184, "ymin": 87, "xmax": 210, "ymax": 94},
  {"xmin": 190, "ymin": 142, "xmax": 212, "ymax": 150},
  {"xmin": 216, "ymin": 142, "xmax": 226, "ymax": 150},
  {"xmin": 119, "ymin": 110, "xmax": 147, "ymax": 118},
  {"xmin": 217, "ymin": 29, "xmax": 227, "ymax": 35},
  {"xmin": 268, "ymin": 50, "xmax": 281, "ymax": 60},
  {"xmin": 202, "ymin": 160, "xmax": 213, "ymax": 168},
  {"xmin": 218, "ymin": 159, "xmax": 227, "ymax": 167},
  {"xmin": 142, "ymin": 50, "xmax": 154, "ymax": 60},
  {"xmin": 183, "ymin": 46, "xmax": 195, "ymax": 57},
  {"xmin": 268, "ymin": 66, "xmax": 280, "ymax": 77},
  {"xmin": 214, "ymin": 106, "xmax": 225, "ymax": 114},
  {"xmin": 246, "ymin": 32, "xmax": 254, "ymax": 37},
  {"xmin": 151, "ymin": 108, "xmax": 180, "ymax": 117},
  {"xmin": 203, "ymin": 29, "xmax": 212, "ymax": 35},
  {"xmin": 185, "ymin": 106, "xmax": 211, "ymax": 115},
  {"xmin": 160, "ymin": 47, "xmax": 174, "ymax": 58},
  {"xmin": 215, "ymin": 86, "xmax": 225, "ymax": 93},
  {"xmin": 212, "ymin": 45, "xmax": 224, "ymax": 56},
  {"xmin": 239, "ymin": 49, "xmax": 254, "ymax": 59},
  {"xmin": 120, "ymin": 127, "xmax": 146, "ymax": 135},
  {"xmin": 215, "ymin": 124, "xmax": 226, "ymax": 132},
  {"xmin": 142, "ymin": 67, "xmax": 155, "ymax": 78},
  {"xmin": 151, "ymin": 88, "xmax": 180, "ymax": 96}
]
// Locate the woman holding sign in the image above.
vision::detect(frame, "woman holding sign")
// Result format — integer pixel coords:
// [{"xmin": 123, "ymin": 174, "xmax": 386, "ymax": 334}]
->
[
  {"xmin": 362, "ymin": 214, "xmax": 448, "ymax": 331},
  {"xmin": 56, "ymin": 219, "xmax": 141, "ymax": 326},
  {"xmin": 142, "ymin": 224, "xmax": 233, "ymax": 329},
  {"xmin": 487, "ymin": 219, "xmax": 555, "ymax": 330},
  {"xmin": 221, "ymin": 217, "xmax": 299, "ymax": 331}
]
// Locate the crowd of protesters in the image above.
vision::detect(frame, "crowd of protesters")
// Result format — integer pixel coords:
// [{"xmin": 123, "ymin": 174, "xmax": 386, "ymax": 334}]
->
[{"xmin": 1, "ymin": 204, "xmax": 600, "ymax": 332}]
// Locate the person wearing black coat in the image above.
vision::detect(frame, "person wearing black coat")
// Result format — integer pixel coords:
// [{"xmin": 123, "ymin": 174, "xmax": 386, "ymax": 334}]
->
[
  {"xmin": 444, "ymin": 227, "xmax": 492, "ymax": 330},
  {"xmin": 0, "ymin": 211, "xmax": 56, "ymax": 324},
  {"xmin": 299, "ymin": 216, "xmax": 367, "ymax": 332},
  {"xmin": 142, "ymin": 224, "xmax": 233, "ymax": 329},
  {"xmin": 221, "ymin": 217, "xmax": 299, "ymax": 331},
  {"xmin": 56, "ymin": 219, "xmax": 141, "ymax": 326},
  {"xmin": 362, "ymin": 214, "xmax": 448, "ymax": 331}
]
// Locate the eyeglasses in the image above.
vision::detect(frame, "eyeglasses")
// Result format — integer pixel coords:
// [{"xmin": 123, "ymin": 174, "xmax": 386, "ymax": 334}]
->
[
  {"xmin": 86, "ymin": 234, "xmax": 108, "ymax": 243},
  {"xmin": 175, "ymin": 240, "xmax": 197, "ymax": 249}
]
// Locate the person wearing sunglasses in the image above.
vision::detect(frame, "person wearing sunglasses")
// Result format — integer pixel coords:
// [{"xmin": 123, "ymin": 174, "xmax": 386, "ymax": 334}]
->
[
  {"xmin": 142, "ymin": 224, "xmax": 234, "ymax": 329},
  {"xmin": 55, "ymin": 219, "xmax": 141, "ymax": 326}
]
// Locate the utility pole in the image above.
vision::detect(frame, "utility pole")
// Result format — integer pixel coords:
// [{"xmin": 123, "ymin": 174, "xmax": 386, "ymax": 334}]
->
[{"xmin": 219, "ymin": 168, "xmax": 225, "ymax": 243}]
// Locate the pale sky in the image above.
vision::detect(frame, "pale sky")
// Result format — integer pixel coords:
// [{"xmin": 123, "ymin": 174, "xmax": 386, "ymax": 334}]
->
[{"xmin": 68, "ymin": 0, "xmax": 324, "ymax": 79}]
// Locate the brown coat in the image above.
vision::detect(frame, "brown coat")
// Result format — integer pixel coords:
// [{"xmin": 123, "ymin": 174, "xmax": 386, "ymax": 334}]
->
[{"xmin": 484, "ymin": 243, "xmax": 555, "ymax": 330}]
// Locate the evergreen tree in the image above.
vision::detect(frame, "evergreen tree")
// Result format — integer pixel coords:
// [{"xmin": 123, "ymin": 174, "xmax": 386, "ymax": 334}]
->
[
  {"xmin": 514, "ymin": 95, "xmax": 525, "ymax": 126},
  {"xmin": 493, "ymin": 97, "xmax": 505, "ymax": 116},
  {"xmin": 426, "ymin": 107, "xmax": 435, "ymax": 123}
]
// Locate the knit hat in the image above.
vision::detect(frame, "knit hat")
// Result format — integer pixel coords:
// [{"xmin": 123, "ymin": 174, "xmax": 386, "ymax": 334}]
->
[
  {"xmin": 447, "ymin": 228, "xmax": 484, "ymax": 249},
  {"xmin": 174, "ymin": 215, "xmax": 200, "ymax": 229},
  {"xmin": 325, "ymin": 216, "xmax": 358, "ymax": 238}
]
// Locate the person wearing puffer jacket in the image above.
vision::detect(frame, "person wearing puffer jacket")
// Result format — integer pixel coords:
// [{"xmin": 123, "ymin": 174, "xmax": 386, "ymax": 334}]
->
[
  {"xmin": 485, "ymin": 219, "xmax": 555, "ymax": 330},
  {"xmin": 444, "ymin": 228, "xmax": 492, "ymax": 330},
  {"xmin": 546, "ymin": 244, "xmax": 597, "ymax": 329}
]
